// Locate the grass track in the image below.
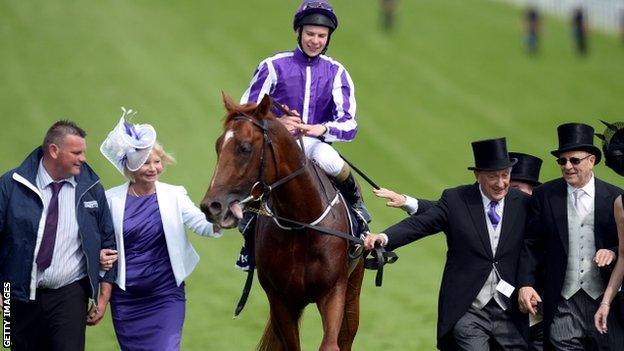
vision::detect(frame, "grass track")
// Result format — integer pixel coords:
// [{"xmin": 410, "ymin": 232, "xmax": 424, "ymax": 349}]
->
[{"xmin": 1, "ymin": 0, "xmax": 623, "ymax": 349}]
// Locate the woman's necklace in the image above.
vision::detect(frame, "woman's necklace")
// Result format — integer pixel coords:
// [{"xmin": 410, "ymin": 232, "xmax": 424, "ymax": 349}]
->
[{"xmin": 129, "ymin": 184, "xmax": 155, "ymax": 197}]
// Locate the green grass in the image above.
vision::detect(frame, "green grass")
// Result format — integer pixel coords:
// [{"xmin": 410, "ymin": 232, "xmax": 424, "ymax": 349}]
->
[{"xmin": 1, "ymin": 0, "xmax": 623, "ymax": 349}]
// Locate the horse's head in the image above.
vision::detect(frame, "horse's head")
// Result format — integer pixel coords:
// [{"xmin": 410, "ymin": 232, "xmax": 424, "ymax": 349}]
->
[{"xmin": 200, "ymin": 93, "xmax": 285, "ymax": 228}]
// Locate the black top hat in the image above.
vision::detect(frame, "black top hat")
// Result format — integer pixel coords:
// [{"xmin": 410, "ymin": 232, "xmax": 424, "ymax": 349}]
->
[
  {"xmin": 597, "ymin": 120, "xmax": 624, "ymax": 176},
  {"xmin": 509, "ymin": 152, "xmax": 542, "ymax": 186},
  {"xmin": 550, "ymin": 123, "xmax": 602, "ymax": 164},
  {"xmin": 467, "ymin": 138, "xmax": 517, "ymax": 171}
]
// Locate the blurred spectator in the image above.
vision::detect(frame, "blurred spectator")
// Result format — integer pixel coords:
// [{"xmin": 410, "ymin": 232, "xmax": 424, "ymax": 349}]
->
[
  {"xmin": 525, "ymin": 7, "xmax": 540, "ymax": 55},
  {"xmin": 620, "ymin": 9, "xmax": 624, "ymax": 44},
  {"xmin": 572, "ymin": 7, "xmax": 588, "ymax": 55},
  {"xmin": 380, "ymin": 0, "xmax": 398, "ymax": 32}
]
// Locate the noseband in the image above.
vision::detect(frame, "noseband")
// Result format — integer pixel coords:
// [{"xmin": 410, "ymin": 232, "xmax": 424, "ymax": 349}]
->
[{"xmin": 227, "ymin": 114, "xmax": 396, "ymax": 317}]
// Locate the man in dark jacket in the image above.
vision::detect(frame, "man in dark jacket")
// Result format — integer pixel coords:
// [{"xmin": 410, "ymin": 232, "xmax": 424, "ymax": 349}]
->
[
  {"xmin": 0, "ymin": 120, "xmax": 117, "ymax": 350},
  {"xmin": 366, "ymin": 138, "xmax": 530, "ymax": 350},
  {"xmin": 518, "ymin": 123, "xmax": 624, "ymax": 350}
]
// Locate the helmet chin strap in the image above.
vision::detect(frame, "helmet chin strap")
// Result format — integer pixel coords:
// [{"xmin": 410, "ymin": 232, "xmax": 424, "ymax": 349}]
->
[{"xmin": 297, "ymin": 27, "xmax": 331, "ymax": 58}]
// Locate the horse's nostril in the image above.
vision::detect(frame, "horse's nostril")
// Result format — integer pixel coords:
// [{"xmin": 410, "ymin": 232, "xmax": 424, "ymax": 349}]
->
[{"xmin": 208, "ymin": 202, "xmax": 222, "ymax": 216}]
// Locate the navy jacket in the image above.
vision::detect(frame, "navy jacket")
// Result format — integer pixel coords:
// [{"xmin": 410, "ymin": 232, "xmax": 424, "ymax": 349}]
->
[{"xmin": 0, "ymin": 147, "xmax": 116, "ymax": 303}]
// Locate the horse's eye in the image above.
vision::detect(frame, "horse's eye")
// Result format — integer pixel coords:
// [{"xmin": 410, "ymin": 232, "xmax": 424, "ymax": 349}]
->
[{"xmin": 238, "ymin": 142, "xmax": 252, "ymax": 155}]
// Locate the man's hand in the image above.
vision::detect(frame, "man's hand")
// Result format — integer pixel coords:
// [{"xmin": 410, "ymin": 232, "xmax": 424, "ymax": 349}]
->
[
  {"xmin": 87, "ymin": 282, "xmax": 112, "ymax": 326},
  {"xmin": 278, "ymin": 115, "xmax": 303, "ymax": 134},
  {"xmin": 276, "ymin": 106, "xmax": 303, "ymax": 135},
  {"xmin": 373, "ymin": 187, "xmax": 407, "ymax": 208},
  {"xmin": 594, "ymin": 249, "xmax": 616, "ymax": 267},
  {"xmin": 518, "ymin": 286, "xmax": 542, "ymax": 315},
  {"xmin": 364, "ymin": 233, "xmax": 387, "ymax": 251},
  {"xmin": 297, "ymin": 124, "xmax": 327, "ymax": 137},
  {"xmin": 99, "ymin": 248, "xmax": 118, "ymax": 272}
]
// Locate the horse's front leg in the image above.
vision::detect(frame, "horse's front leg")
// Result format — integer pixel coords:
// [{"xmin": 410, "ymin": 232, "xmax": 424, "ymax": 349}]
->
[
  {"xmin": 264, "ymin": 291, "xmax": 304, "ymax": 351},
  {"xmin": 338, "ymin": 258, "xmax": 364, "ymax": 351},
  {"xmin": 316, "ymin": 279, "xmax": 347, "ymax": 351}
]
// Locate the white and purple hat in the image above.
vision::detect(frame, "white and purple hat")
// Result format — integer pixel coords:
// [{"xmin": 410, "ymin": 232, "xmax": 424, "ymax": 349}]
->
[{"xmin": 100, "ymin": 107, "xmax": 157, "ymax": 175}]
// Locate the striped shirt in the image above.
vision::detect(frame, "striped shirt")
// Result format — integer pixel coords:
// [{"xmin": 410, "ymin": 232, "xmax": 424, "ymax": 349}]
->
[
  {"xmin": 30, "ymin": 160, "xmax": 86, "ymax": 298},
  {"xmin": 241, "ymin": 47, "xmax": 357, "ymax": 142}
]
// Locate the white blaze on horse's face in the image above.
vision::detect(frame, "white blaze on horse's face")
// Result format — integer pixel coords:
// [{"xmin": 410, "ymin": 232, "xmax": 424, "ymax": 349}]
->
[
  {"xmin": 210, "ymin": 129, "xmax": 235, "ymax": 189},
  {"xmin": 222, "ymin": 130, "xmax": 235, "ymax": 151}
]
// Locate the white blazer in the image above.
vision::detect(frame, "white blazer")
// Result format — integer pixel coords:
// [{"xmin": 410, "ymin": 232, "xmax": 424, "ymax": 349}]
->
[{"xmin": 105, "ymin": 181, "xmax": 221, "ymax": 290}]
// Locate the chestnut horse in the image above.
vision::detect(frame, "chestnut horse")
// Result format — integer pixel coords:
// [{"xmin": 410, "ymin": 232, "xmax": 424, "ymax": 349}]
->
[{"xmin": 201, "ymin": 94, "xmax": 364, "ymax": 351}]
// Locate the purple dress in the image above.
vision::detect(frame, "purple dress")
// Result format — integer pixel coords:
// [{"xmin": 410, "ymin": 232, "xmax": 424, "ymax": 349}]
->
[{"xmin": 111, "ymin": 193, "xmax": 185, "ymax": 351}]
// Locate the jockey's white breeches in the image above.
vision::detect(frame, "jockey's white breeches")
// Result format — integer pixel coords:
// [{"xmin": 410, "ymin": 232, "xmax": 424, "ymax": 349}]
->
[{"xmin": 299, "ymin": 136, "xmax": 345, "ymax": 177}]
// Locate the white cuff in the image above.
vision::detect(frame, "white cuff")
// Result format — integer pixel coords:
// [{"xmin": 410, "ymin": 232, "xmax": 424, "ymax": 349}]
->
[
  {"xmin": 401, "ymin": 195, "xmax": 419, "ymax": 215},
  {"xmin": 379, "ymin": 233, "xmax": 389, "ymax": 247}
]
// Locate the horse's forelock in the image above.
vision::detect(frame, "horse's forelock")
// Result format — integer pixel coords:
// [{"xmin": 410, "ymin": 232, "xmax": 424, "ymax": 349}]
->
[{"xmin": 222, "ymin": 101, "xmax": 276, "ymax": 128}]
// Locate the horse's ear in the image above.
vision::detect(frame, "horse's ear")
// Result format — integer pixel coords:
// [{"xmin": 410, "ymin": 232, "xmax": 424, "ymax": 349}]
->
[
  {"xmin": 222, "ymin": 92, "xmax": 236, "ymax": 113},
  {"xmin": 254, "ymin": 94, "xmax": 272, "ymax": 117}
]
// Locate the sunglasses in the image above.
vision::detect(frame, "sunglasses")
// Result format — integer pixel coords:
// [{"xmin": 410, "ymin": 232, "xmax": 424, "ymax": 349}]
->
[{"xmin": 556, "ymin": 154, "xmax": 592, "ymax": 166}]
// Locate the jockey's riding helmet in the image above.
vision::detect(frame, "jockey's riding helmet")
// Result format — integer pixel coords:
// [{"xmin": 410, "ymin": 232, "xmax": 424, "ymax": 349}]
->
[{"xmin": 293, "ymin": 0, "xmax": 338, "ymax": 33}]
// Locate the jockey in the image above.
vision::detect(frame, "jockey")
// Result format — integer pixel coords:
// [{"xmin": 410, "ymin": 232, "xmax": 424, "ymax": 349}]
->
[{"xmin": 236, "ymin": 0, "xmax": 370, "ymax": 271}]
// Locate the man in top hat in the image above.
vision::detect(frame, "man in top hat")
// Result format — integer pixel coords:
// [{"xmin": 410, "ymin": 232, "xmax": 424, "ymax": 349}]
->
[
  {"xmin": 518, "ymin": 122, "xmax": 624, "ymax": 350},
  {"xmin": 365, "ymin": 138, "xmax": 530, "ymax": 350},
  {"xmin": 509, "ymin": 152, "xmax": 542, "ymax": 196},
  {"xmin": 374, "ymin": 151, "xmax": 543, "ymax": 213}
]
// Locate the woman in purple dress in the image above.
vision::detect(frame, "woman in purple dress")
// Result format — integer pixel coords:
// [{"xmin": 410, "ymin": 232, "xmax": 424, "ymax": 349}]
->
[{"xmin": 96, "ymin": 112, "xmax": 221, "ymax": 350}]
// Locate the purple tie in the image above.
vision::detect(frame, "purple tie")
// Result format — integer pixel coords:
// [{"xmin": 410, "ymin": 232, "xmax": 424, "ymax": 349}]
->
[
  {"xmin": 487, "ymin": 201, "xmax": 501, "ymax": 229},
  {"xmin": 36, "ymin": 181, "xmax": 65, "ymax": 271}
]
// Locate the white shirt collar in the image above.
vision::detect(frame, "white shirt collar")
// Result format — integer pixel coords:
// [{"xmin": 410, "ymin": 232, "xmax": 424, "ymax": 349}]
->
[
  {"xmin": 478, "ymin": 186, "xmax": 505, "ymax": 211},
  {"xmin": 566, "ymin": 173, "xmax": 595, "ymax": 199},
  {"xmin": 36, "ymin": 160, "xmax": 77, "ymax": 190}
]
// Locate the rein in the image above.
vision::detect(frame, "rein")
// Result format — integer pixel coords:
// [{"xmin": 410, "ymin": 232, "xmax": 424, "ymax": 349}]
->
[
  {"xmin": 231, "ymin": 104, "xmax": 397, "ymax": 317},
  {"xmin": 232, "ymin": 115, "xmax": 308, "ymax": 206}
]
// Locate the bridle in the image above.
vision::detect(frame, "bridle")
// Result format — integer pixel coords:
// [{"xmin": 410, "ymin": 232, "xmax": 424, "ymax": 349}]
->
[
  {"xmin": 231, "ymin": 115, "xmax": 308, "ymax": 206},
  {"xmin": 230, "ymin": 112, "xmax": 396, "ymax": 265},
  {"xmin": 228, "ymin": 106, "xmax": 397, "ymax": 317}
]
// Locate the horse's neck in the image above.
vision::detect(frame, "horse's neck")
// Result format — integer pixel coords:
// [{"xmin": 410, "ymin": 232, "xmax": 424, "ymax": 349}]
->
[{"xmin": 270, "ymin": 160, "xmax": 329, "ymax": 223}]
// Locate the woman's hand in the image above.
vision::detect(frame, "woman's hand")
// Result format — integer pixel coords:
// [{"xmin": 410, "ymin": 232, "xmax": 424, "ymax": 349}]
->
[
  {"xmin": 594, "ymin": 302, "xmax": 610, "ymax": 334},
  {"xmin": 99, "ymin": 248, "xmax": 118, "ymax": 271}
]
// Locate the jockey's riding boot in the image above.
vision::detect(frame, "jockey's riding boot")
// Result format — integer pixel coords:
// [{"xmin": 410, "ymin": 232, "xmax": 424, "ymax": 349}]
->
[
  {"xmin": 235, "ymin": 212, "xmax": 256, "ymax": 272},
  {"xmin": 334, "ymin": 170, "xmax": 372, "ymax": 232}
]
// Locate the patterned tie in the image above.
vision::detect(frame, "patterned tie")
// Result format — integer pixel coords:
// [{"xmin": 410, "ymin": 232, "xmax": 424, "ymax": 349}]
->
[
  {"xmin": 574, "ymin": 189, "xmax": 588, "ymax": 218},
  {"xmin": 487, "ymin": 201, "xmax": 501, "ymax": 229},
  {"xmin": 36, "ymin": 181, "xmax": 65, "ymax": 271}
]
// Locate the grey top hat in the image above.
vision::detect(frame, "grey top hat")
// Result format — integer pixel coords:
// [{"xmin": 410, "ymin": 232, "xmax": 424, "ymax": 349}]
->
[
  {"xmin": 468, "ymin": 137, "xmax": 518, "ymax": 171},
  {"xmin": 550, "ymin": 122, "xmax": 601, "ymax": 164},
  {"xmin": 509, "ymin": 152, "xmax": 542, "ymax": 186}
]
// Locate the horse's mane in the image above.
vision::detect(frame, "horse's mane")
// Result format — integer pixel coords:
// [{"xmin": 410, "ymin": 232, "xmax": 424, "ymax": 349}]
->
[{"xmin": 223, "ymin": 100, "xmax": 276, "ymax": 128}]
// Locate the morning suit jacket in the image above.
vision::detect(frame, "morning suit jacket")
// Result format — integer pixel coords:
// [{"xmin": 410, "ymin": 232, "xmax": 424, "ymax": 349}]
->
[
  {"xmin": 106, "ymin": 181, "xmax": 221, "ymax": 290},
  {"xmin": 384, "ymin": 183, "xmax": 530, "ymax": 350},
  {"xmin": 518, "ymin": 177, "xmax": 623, "ymax": 337}
]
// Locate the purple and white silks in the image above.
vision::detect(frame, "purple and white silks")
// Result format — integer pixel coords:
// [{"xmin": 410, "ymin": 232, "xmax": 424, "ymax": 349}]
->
[{"xmin": 241, "ymin": 47, "xmax": 357, "ymax": 143}]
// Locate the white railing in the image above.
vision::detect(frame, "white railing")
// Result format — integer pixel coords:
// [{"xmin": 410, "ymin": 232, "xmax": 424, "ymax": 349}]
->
[{"xmin": 497, "ymin": 0, "xmax": 624, "ymax": 33}]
